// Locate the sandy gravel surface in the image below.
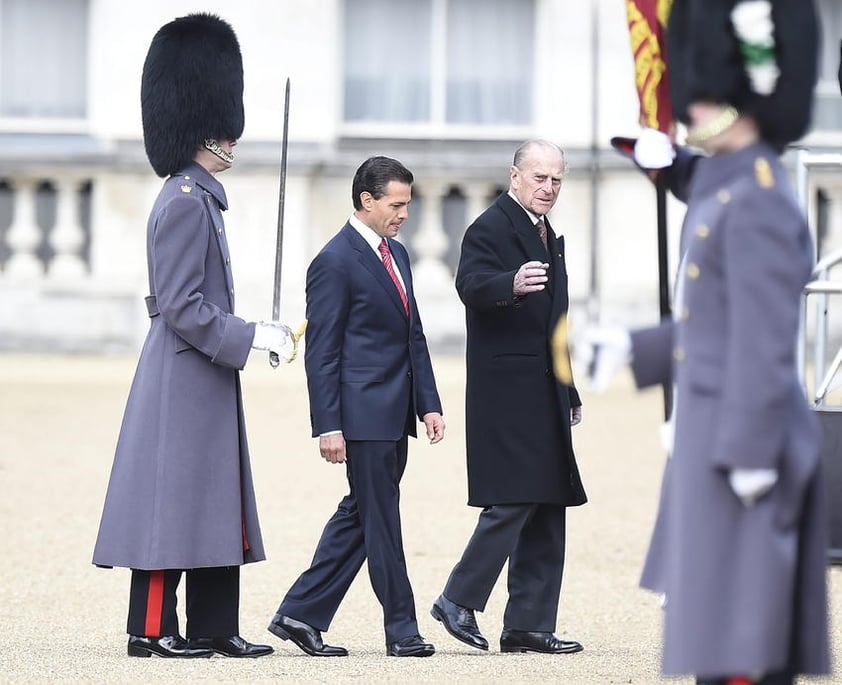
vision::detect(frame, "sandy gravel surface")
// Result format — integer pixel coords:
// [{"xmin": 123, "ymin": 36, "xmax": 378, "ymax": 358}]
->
[{"xmin": 0, "ymin": 352, "xmax": 839, "ymax": 684}]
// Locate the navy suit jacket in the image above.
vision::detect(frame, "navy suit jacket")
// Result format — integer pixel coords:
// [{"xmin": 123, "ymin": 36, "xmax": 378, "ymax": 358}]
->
[{"xmin": 304, "ymin": 223, "xmax": 442, "ymax": 441}]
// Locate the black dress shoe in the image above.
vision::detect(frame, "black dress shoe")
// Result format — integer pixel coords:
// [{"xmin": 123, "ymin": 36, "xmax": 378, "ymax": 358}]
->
[
  {"xmin": 387, "ymin": 634, "xmax": 435, "ymax": 657},
  {"xmin": 430, "ymin": 594, "xmax": 488, "ymax": 651},
  {"xmin": 127, "ymin": 635, "xmax": 214, "ymax": 658},
  {"xmin": 190, "ymin": 635, "xmax": 274, "ymax": 658},
  {"xmin": 499, "ymin": 629, "xmax": 583, "ymax": 654},
  {"xmin": 267, "ymin": 613, "xmax": 347, "ymax": 656}
]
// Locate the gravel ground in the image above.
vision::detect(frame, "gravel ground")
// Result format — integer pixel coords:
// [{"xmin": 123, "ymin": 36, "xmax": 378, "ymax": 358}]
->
[{"xmin": 0, "ymin": 352, "xmax": 839, "ymax": 684}]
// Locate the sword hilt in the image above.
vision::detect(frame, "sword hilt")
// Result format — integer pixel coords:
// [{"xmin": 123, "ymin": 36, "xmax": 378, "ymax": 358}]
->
[{"xmin": 268, "ymin": 319, "xmax": 308, "ymax": 369}]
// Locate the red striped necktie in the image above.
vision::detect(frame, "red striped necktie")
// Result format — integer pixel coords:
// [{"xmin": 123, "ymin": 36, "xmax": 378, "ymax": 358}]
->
[{"xmin": 378, "ymin": 238, "xmax": 409, "ymax": 315}]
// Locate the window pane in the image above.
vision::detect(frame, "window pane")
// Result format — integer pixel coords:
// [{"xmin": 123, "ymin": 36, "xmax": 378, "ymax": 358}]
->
[
  {"xmin": 343, "ymin": 0, "xmax": 432, "ymax": 122},
  {"xmin": 446, "ymin": 0, "xmax": 534, "ymax": 124},
  {"xmin": 817, "ymin": 0, "xmax": 842, "ymax": 83},
  {"xmin": 813, "ymin": 0, "xmax": 842, "ymax": 132},
  {"xmin": 0, "ymin": 0, "xmax": 89, "ymax": 118}
]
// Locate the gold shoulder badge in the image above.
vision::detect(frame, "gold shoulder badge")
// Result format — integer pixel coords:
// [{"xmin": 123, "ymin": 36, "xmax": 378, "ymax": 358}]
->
[
  {"xmin": 754, "ymin": 158, "xmax": 774, "ymax": 189},
  {"xmin": 180, "ymin": 184, "xmax": 192, "ymax": 193}
]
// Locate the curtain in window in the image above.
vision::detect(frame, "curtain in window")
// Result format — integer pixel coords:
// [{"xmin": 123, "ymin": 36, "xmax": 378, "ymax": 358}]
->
[
  {"xmin": 343, "ymin": 0, "xmax": 432, "ymax": 122},
  {"xmin": 446, "ymin": 0, "xmax": 534, "ymax": 125},
  {"xmin": 0, "ymin": 0, "xmax": 89, "ymax": 118},
  {"xmin": 810, "ymin": 0, "xmax": 841, "ymax": 131},
  {"xmin": 818, "ymin": 0, "xmax": 842, "ymax": 83}
]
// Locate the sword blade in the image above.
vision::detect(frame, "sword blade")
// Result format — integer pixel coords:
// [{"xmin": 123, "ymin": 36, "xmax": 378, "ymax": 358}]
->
[
  {"xmin": 271, "ymin": 77, "xmax": 291, "ymax": 322},
  {"xmin": 269, "ymin": 78, "xmax": 291, "ymax": 369}
]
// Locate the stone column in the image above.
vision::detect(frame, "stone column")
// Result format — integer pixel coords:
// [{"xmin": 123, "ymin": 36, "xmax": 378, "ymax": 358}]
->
[
  {"xmin": 464, "ymin": 181, "xmax": 497, "ymax": 230},
  {"xmin": 48, "ymin": 177, "xmax": 87, "ymax": 279},
  {"xmin": 410, "ymin": 180, "xmax": 451, "ymax": 296},
  {"xmin": 410, "ymin": 180, "xmax": 465, "ymax": 348},
  {"xmin": 5, "ymin": 179, "xmax": 43, "ymax": 278}
]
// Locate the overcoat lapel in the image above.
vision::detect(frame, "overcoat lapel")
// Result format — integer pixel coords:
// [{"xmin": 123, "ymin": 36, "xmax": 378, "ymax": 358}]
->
[
  {"xmin": 497, "ymin": 194, "xmax": 556, "ymax": 303},
  {"xmin": 546, "ymin": 226, "xmax": 569, "ymax": 322}
]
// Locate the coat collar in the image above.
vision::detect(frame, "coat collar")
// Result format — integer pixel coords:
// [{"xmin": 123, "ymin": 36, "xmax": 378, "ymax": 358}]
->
[
  {"xmin": 175, "ymin": 162, "xmax": 229, "ymax": 210},
  {"xmin": 689, "ymin": 141, "xmax": 780, "ymax": 200},
  {"xmin": 496, "ymin": 192, "xmax": 554, "ymax": 261}
]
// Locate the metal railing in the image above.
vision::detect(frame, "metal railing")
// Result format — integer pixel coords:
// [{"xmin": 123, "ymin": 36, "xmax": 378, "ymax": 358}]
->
[{"xmin": 797, "ymin": 151, "xmax": 842, "ymax": 406}]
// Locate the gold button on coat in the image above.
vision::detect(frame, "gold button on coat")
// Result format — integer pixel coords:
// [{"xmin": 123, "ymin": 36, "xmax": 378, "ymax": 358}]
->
[
  {"xmin": 673, "ymin": 347, "xmax": 686, "ymax": 361},
  {"xmin": 686, "ymin": 263, "xmax": 700, "ymax": 280},
  {"xmin": 695, "ymin": 224, "xmax": 710, "ymax": 239},
  {"xmin": 717, "ymin": 189, "xmax": 731, "ymax": 204}
]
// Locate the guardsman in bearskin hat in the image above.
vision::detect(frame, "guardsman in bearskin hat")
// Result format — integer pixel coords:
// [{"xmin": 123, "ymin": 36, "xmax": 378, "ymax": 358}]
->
[
  {"xmin": 92, "ymin": 13, "xmax": 293, "ymax": 658},
  {"xmin": 584, "ymin": 0, "xmax": 830, "ymax": 683}
]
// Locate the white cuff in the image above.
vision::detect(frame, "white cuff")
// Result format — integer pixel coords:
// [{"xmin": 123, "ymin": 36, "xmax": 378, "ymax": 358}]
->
[{"xmin": 728, "ymin": 468, "xmax": 778, "ymax": 507}]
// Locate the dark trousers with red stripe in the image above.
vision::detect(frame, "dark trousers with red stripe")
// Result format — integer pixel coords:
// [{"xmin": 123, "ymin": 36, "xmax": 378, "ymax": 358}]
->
[
  {"xmin": 696, "ymin": 671, "xmax": 794, "ymax": 685},
  {"xmin": 127, "ymin": 567, "xmax": 240, "ymax": 639}
]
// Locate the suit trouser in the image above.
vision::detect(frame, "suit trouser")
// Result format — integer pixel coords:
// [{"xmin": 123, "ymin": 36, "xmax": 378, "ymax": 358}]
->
[
  {"xmin": 127, "ymin": 566, "xmax": 239, "ymax": 639},
  {"xmin": 443, "ymin": 503, "xmax": 566, "ymax": 632},
  {"xmin": 278, "ymin": 437, "xmax": 418, "ymax": 643}
]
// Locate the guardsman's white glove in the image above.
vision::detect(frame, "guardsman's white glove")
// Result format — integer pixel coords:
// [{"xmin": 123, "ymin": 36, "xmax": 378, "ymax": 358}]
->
[
  {"xmin": 634, "ymin": 128, "xmax": 676, "ymax": 169},
  {"xmin": 728, "ymin": 468, "xmax": 778, "ymax": 507},
  {"xmin": 251, "ymin": 321, "xmax": 295, "ymax": 362},
  {"xmin": 577, "ymin": 326, "xmax": 632, "ymax": 392}
]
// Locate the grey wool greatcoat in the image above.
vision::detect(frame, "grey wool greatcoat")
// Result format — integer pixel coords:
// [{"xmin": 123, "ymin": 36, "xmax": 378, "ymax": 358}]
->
[
  {"xmin": 93, "ymin": 162, "xmax": 265, "ymax": 570},
  {"xmin": 631, "ymin": 143, "xmax": 829, "ymax": 678},
  {"xmin": 456, "ymin": 192, "xmax": 586, "ymax": 507}
]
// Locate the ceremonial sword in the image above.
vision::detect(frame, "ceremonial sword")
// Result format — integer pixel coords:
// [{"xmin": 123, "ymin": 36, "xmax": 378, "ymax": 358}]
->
[{"xmin": 269, "ymin": 77, "xmax": 306, "ymax": 367}]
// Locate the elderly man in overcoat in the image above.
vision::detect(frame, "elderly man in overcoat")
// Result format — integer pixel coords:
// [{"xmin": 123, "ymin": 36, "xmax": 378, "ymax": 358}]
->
[
  {"xmin": 430, "ymin": 140, "xmax": 586, "ymax": 655},
  {"xmin": 586, "ymin": 1, "xmax": 830, "ymax": 683},
  {"xmin": 92, "ymin": 14, "xmax": 291, "ymax": 659}
]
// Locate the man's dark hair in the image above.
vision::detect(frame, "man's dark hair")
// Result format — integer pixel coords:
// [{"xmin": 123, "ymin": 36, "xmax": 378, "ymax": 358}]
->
[{"xmin": 352, "ymin": 156, "xmax": 414, "ymax": 210}]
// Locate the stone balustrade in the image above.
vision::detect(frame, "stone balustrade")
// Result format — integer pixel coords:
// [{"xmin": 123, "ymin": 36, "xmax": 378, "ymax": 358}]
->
[{"xmin": 5, "ymin": 146, "xmax": 835, "ymax": 355}]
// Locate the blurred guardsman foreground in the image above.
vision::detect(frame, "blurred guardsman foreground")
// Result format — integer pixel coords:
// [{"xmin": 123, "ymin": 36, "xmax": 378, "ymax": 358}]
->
[{"xmin": 583, "ymin": 1, "xmax": 831, "ymax": 684}]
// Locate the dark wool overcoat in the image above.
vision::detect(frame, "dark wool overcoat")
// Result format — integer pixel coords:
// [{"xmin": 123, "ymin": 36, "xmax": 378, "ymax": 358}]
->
[
  {"xmin": 93, "ymin": 162, "xmax": 264, "ymax": 570},
  {"xmin": 632, "ymin": 144, "xmax": 829, "ymax": 678},
  {"xmin": 455, "ymin": 192, "xmax": 586, "ymax": 507}
]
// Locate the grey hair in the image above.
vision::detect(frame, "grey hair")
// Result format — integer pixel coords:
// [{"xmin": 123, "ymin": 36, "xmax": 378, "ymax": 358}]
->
[{"xmin": 512, "ymin": 139, "xmax": 567, "ymax": 174}]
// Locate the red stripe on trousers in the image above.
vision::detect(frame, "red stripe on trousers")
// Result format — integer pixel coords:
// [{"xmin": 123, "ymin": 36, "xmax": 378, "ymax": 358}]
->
[{"xmin": 144, "ymin": 570, "xmax": 165, "ymax": 637}]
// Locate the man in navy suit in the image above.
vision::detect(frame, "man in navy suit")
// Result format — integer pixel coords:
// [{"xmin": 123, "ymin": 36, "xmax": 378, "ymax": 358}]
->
[{"xmin": 268, "ymin": 156, "xmax": 445, "ymax": 658}]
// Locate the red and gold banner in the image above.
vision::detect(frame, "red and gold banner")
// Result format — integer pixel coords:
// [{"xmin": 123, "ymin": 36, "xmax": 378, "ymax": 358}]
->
[{"xmin": 625, "ymin": 0, "xmax": 674, "ymax": 133}]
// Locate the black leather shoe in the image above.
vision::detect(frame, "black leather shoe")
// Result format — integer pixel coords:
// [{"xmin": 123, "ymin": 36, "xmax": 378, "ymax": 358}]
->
[
  {"xmin": 267, "ymin": 613, "xmax": 347, "ymax": 656},
  {"xmin": 127, "ymin": 635, "xmax": 214, "ymax": 658},
  {"xmin": 190, "ymin": 635, "xmax": 273, "ymax": 658},
  {"xmin": 430, "ymin": 594, "xmax": 488, "ymax": 651},
  {"xmin": 499, "ymin": 629, "xmax": 583, "ymax": 654},
  {"xmin": 387, "ymin": 634, "xmax": 435, "ymax": 657}
]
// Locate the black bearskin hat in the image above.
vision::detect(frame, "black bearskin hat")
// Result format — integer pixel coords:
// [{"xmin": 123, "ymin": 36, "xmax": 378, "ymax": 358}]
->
[
  {"xmin": 666, "ymin": 0, "xmax": 818, "ymax": 148},
  {"xmin": 141, "ymin": 13, "xmax": 244, "ymax": 177}
]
